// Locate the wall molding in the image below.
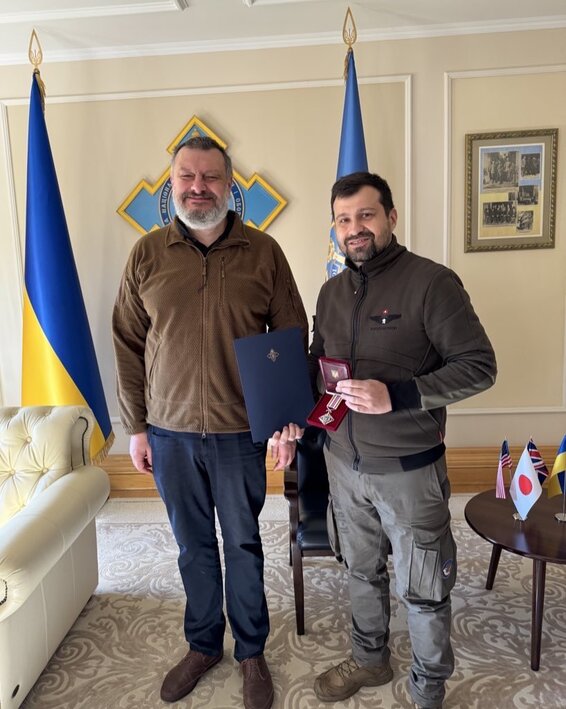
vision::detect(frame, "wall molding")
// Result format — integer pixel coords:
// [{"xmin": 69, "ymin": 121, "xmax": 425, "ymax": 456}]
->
[
  {"xmin": 0, "ymin": 99, "xmax": 24, "ymax": 333},
  {"xmin": 1, "ymin": 74, "xmax": 410, "ymax": 105},
  {"xmin": 101, "ymin": 445, "xmax": 560, "ymax": 498}
]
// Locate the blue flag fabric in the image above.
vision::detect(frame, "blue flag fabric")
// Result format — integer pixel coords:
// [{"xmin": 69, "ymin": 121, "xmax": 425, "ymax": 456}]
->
[
  {"xmin": 326, "ymin": 49, "xmax": 368, "ymax": 279},
  {"xmin": 22, "ymin": 72, "xmax": 113, "ymax": 461}
]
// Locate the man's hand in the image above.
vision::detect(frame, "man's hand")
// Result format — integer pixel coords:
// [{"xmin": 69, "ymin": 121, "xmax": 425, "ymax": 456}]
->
[
  {"xmin": 268, "ymin": 423, "xmax": 304, "ymax": 470},
  {"xmin": 130, "ymin": 431, "xmax": 153, "ymax": 474},
  {"xmin": 336, "ymin": 379, "xmax": 392, "ymax": 414}
]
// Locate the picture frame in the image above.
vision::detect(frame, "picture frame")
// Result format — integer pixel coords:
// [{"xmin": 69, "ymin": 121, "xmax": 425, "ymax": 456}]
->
[{"xmin": 465, "ymin": 129, "xmax": 558, "ymax": 252}]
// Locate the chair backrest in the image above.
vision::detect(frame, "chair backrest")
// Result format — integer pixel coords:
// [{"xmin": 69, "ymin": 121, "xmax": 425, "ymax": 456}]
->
[
  {"xmin": 0, "ymin": 406, "xmax": 94, "ymax": 527},
  {"xmin": 295, "ymin": 426, "xmax": 329, "ymax": 495}
]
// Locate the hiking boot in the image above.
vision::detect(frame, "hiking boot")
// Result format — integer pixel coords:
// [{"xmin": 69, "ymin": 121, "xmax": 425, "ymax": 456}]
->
[
  {"xmin": 241, "ymin": 655, "xmax": 274, "ymax": 709},
  {"xmin": 160, "ymin": 648, "xmax": 223, "ymax": 702},
  {"xmin": 314, "ymin": 656, "xmax": 393, "ymax": 702}
]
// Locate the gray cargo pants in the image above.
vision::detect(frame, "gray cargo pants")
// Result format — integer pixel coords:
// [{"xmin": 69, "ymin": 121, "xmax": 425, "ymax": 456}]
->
[{"xmin": 324, "ymin": 448, "xmax": 456, "ymax": 708}]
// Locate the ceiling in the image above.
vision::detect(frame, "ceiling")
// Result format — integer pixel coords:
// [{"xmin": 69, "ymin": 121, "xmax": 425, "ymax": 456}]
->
[{"xmin": 1, "ymin": 0, "xmax": 566, "ymax": 66}]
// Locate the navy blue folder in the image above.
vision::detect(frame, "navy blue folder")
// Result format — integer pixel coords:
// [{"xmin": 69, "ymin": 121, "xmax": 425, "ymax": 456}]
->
[{"xmin": 234, "ymin": 327, "xmax": 314, "ymax": 442}]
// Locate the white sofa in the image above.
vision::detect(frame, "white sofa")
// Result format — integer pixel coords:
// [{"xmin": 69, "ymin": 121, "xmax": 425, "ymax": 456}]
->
[{"xmin": 0, "ymin": 406, "xmax": 110, "ymax": 709}]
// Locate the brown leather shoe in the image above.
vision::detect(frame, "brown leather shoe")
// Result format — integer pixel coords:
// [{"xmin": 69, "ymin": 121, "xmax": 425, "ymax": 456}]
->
[
  {"xmin": 240, "ymin": 655, "xmax": 274, "ymax": 709},
  {"xmin": 160, "ymin": 648, "xmax": 223, "ymax": 702}
]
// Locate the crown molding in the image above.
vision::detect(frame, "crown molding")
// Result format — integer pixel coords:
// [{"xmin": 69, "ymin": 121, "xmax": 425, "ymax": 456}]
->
[{"xmin": 1, "ymin": 14, "xmax": 566, "ymax": 66}]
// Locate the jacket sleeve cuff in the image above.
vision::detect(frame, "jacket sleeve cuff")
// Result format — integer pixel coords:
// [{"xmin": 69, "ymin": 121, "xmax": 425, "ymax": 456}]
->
[
  {"xmin": 123, "ymin": 423, "xmax": 148, "ymax": 436},
  {"xmin": 387, "ymin": 380, "xmax": 422, "ymax": 411}
]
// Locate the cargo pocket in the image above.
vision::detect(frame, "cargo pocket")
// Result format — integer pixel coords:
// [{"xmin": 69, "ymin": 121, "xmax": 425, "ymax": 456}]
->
[
  {"xmin": 326, "ymin": 496, "xmax": 343, "ymax": 563},
  {"xmin": 405, "ymin": 525, "xmax": 456, "ymax": 603}
]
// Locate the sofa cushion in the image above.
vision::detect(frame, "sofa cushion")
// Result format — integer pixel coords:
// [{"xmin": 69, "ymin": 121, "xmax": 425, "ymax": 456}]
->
[{"xmin": 0, "ymin": 407, "xmax": 91, "ymax": 527}]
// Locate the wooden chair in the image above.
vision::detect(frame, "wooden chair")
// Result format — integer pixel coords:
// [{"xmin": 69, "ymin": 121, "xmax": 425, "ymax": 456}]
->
[{"xmin": 283, "ymin": 426, "xmax": 341, "ymax": 635}]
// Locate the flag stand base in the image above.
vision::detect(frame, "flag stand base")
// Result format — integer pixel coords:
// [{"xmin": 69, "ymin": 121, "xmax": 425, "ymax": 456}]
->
[{"xmin": 554, "ymin": 513, "xmax": 566, "ymax": 522}]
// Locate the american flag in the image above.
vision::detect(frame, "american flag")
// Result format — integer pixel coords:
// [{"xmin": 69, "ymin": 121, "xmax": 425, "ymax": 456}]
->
[
  {"xmin": 496, "ymin": 439, "xmax": 513, "ymax": 499},
  {"xmin": 527, "ymin": 437, "xmax": 548, "ymax": 485}
]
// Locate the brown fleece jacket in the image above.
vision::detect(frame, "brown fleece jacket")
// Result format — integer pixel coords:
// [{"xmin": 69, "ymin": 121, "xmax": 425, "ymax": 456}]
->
[{"xmin": 113, "ymin": 214, "xmax": 308, "ymax": 435}]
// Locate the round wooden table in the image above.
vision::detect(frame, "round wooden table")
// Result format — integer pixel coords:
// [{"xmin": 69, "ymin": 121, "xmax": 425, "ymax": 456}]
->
[{"xmin": 464, "ymin": 489, "xmax": 566, "ymax": 670}]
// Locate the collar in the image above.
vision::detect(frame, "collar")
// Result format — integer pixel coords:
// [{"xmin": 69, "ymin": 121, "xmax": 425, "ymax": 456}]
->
[{"xmin": 164, "ymin": 210, "xmax": 249, "ymax": 249}]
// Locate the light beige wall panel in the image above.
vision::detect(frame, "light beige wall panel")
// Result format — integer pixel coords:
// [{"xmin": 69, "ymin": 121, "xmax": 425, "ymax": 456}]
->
[{"xmin": 451, "ymin": 71, "xmax": 566, "ymax": 407}]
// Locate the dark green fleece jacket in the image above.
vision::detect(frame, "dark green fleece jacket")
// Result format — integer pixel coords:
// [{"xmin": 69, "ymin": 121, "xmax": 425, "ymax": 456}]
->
[{"xmin": 309, "ymin": 236, "xmax": 497, "ymax": 472}]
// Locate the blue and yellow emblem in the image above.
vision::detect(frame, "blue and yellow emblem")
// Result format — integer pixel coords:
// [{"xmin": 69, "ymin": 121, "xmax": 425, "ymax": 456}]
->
[{"xmin": 117, "ymin": 116, "xmax": 287, "ymax": 235}]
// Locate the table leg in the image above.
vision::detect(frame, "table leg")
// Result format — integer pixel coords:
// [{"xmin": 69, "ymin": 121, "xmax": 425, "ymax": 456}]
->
[
  {"xmin": 486, "ymin": 544, "xmax": 502, "ymax": 590},
  {"xmin": 531, "ymin": 559, "xmax": 546, "ymax": 671}
]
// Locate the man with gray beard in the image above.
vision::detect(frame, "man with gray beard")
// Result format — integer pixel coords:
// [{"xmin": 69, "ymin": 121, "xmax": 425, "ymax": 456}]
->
[{"xmin": 112, "ymin": 136, "xmax": 307, "ymax": 709}]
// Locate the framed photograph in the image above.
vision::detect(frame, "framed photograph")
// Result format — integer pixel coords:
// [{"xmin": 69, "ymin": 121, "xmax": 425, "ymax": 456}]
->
[{"xmin": 465, "ymin": 129, "xmax": 558, "ymax": 252}]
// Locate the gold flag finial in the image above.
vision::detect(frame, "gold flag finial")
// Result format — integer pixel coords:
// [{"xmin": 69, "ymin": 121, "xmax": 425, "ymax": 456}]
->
[
  {"xmin": 28, "ymin": 29, "xmax": 46, "ymax": 110},
  {"xmin": 28, "ymin": 29, "xmax": 43, "ymax": 69},
  {"xmin": 342, "ymin": 7, "xmax": 357, "ymax": 49},
  {"xmin": 342, "ymin": 7, "xmax": 357, "ymax": 79}
]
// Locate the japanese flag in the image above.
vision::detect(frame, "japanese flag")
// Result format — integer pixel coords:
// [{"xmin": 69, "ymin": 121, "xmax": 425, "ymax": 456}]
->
[{"xmin": 509, "ymin": 444, "xmax": 542, "ymax": 520}]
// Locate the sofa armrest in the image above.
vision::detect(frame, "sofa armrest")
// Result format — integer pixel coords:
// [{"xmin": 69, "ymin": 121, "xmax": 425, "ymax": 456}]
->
[{"xmin": 0, "ymin": 465, "xmax": 110, "ymax": 621}]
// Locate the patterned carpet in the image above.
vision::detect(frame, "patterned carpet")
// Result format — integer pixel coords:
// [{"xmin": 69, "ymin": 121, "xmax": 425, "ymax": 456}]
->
[{"xmin": 22, "ymin": 497, "xmax": 566, "ymax": 709}]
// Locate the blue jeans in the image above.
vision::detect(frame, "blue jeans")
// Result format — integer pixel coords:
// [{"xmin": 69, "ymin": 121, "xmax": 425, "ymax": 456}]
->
[{"xmin": 148, "ymin": 426, "xmax": 269, "ymax": 661}]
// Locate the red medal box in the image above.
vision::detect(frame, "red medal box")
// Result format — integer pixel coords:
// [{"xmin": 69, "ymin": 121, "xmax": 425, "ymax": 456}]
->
[{"xmin": 307, "ymin": 357, "xmax": 351, "ymax": 431}]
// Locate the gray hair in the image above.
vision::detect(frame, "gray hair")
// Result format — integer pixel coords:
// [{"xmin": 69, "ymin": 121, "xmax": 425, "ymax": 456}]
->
[{"xmin": 171, "ymin": 136, "xmax": 232, "ymax": 178}]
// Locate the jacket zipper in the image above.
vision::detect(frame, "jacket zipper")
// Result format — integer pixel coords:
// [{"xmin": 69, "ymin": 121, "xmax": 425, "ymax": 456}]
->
[
  {"xmin": 220, "ymin": 257, "xmax": 226, "ymax": 307},
  {"xmin": 201, "ymin": 258, "xmax": 208, "ymax": 435},
  {"xmin": 349, "ymin": 272, "xmax": 367, "ymax": 471}
]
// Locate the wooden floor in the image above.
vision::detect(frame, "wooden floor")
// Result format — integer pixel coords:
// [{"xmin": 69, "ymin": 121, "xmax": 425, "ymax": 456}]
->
[{"xmin": 100, "ymin": 445, "xmax": 557, "ymax": 498}]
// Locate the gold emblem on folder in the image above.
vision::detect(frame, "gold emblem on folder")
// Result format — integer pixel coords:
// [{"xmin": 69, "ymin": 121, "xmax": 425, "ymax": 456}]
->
[{"xmin": 267, "ymin": 349, "xmax": 279, "ymax": 363}]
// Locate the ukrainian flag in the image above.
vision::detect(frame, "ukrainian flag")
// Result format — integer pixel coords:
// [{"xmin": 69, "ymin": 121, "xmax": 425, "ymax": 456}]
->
[
  {"xmin": 548, "ymin": 435, "xmax": 566, "ymax": 498},
  {"xmin": 326, "ymin": 48, "xmax": 368, "ymax": 279},
  {"xmin": 22, "ymin": 71, "xmax": 113, "ymax": 462}
]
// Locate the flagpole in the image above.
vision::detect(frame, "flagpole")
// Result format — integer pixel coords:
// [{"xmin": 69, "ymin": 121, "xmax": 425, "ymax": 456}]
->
[{"xmin": 556, "ymin": 484, "xmax": 566, "ymax": 522}]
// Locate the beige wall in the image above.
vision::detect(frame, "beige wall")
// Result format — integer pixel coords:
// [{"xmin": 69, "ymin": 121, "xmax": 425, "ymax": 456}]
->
[{"xmin": 1, "ymin": 29, "xmax": 565, "ymax": 452}]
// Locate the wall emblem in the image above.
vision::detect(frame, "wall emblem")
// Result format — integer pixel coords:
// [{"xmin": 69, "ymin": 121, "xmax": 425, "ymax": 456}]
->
[{"xmin": 117, "ymin": 116, "xmax": 287, "ymax": 236}]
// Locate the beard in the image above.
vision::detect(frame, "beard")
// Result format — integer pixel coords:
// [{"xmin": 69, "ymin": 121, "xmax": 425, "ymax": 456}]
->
[
  {"xmin": 173, "ymin": 189, "xmax": 230, "ymax": 230},
  {"xmin": 343, "ymin": 229, "xmax": 380, "ymax": 265},
  {"xmin": 345, "ymin": 238, "xmax": 378, "ymax": 264},
  {"xmin": 342, "ymin": 225, "xmax": 394, "ymax": 265}
]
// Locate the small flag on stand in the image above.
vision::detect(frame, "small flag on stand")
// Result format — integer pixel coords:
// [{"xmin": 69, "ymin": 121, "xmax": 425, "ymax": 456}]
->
[
  {"xmin": 496, "ymin": 439, "xmax": 513, "ymax": 499},
  {"xmin": 326, "ymin": 8, "xmax": 368, "ymax": 279},
  {"xmin": 527, "ymin": 437, "xmax": 548, "ymax": 485},
  {"xmin": 509, "ymin": 443, "xmax": 542, "ymax": 520},
  {"xmin": 548, "ymin": 435, "xmax": 566, "ymax": 498}
]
